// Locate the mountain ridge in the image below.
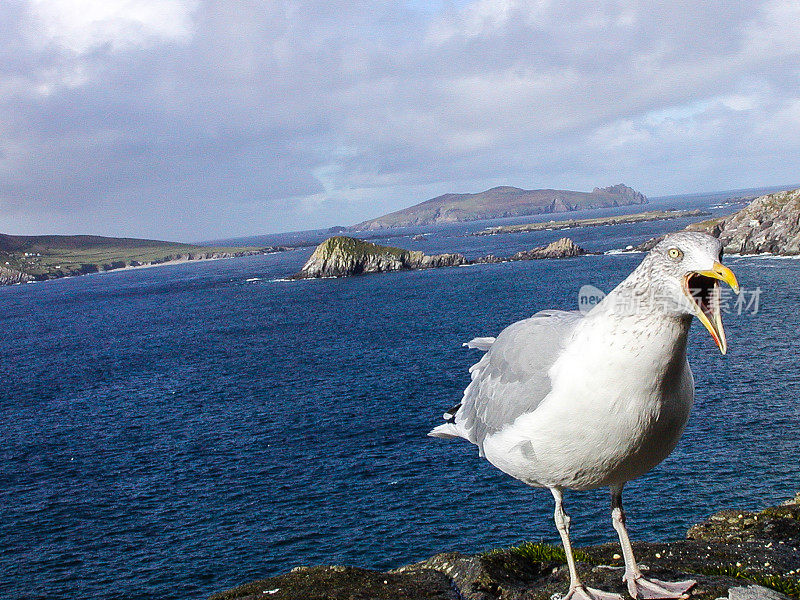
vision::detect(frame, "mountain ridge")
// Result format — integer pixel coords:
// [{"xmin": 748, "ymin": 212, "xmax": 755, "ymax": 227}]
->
[{"xmin": 350, "ymin": 183, "xmax": 647, "ymax": 231}]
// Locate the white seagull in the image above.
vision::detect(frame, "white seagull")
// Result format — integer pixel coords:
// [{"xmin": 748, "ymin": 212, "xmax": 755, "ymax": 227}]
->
[{"xmin": 430, "ymin": 232, "xmax": 739, "ymax": 600}]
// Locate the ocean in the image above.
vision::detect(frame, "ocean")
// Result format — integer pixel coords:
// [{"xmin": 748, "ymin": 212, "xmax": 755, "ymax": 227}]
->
[{"xmin": 1, "ymin": 193, "xmax": 798, "ymax": 600}]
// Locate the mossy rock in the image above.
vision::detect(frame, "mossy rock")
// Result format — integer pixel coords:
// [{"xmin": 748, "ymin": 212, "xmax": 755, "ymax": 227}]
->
[
  {"xmin": 212, "ymin": 497, "xmax": 800, "ymax": 600},
  {"xmin": 209, "ymin": 564, "xmax": 457, "ymax": 600}
]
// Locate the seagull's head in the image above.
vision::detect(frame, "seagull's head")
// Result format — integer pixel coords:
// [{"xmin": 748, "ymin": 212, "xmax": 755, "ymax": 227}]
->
[{"xmin": 647, "ymin": 231, "xmax": 739, "ymax": 354}]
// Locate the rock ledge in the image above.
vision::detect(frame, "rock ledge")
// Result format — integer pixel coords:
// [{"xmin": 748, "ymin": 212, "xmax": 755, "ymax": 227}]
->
[{"xmin": 211, "ymin": 495, "xmax": 800, "ymax": 600}]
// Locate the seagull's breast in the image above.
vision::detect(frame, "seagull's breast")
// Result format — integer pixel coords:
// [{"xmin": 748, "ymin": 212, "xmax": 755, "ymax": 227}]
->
[{"xmin": 481, "ymin": 313, "xmax": 694, "ymax": 490}]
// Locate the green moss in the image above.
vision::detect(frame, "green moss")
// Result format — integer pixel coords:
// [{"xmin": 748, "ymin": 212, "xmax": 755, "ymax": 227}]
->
[
  {"xmin": 759, "ymin": 506, "xmax": 800, "ymax": 520},
  {"xmin": 317, "ymin": 236, "xmax": 410, "ymax": 261},
  {"xmin": 483, "ymin": 541, "xmax": 597, "ymax": 565},
  {"xmin": 692, "ymin": 564, "xmax": 800, "ymax": 598}
]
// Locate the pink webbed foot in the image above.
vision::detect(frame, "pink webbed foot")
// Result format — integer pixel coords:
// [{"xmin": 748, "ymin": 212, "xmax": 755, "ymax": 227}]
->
[
  {"xmin": 557, "ymin": 584, "xmax": 625, "ymax": 600},
  {"xmin": 624, "ymin": 575, "xmax": 696, "ymax": 599}
]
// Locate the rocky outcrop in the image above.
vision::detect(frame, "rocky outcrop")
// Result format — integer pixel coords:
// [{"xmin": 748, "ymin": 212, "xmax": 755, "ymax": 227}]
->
[
  {"xmin": 0, "ymin": 265, "xmax": 33, "ymax": 285},
  {"xmin": 351, "ymin": 184, "xmax": 647, "ymax": 231},
  {"xmin": 476, "ymin": 237, "xmax": 587, "ymax": 263},
  {"xmin": 514, "ymin": 237, "xmax": 586, "ymax": 260},
  {"xmin": 291, "ymin": 237, "xmax": 588, "ymax": 279},
  {"xmin": 686, "ymin": 188, "xmax": 800, "ymax": 255},
  {"xmin": 593, "ymin": 184, "xmax": 647, "ymax": 205},
  {"xmin": 211, "ymin": 495, "xmax": 800, "ymax": 600},
  {"xmin": 290, "ymin": 236, "xmax": 467, "ymax": 279}
]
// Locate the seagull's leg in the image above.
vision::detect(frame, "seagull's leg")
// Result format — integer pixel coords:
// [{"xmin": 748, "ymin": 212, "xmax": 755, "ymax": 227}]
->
[
  {"xmin": 551, "ymin": 488, "xmax": 623, "ymax": 600},
  {"xmin": 610, "ymin": 486, "xmax": 696, "ymax": 599}
]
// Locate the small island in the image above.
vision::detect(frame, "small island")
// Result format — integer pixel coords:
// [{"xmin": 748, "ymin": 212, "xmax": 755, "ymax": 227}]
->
[
  {"xmin": 475, "ymin": 209, "xmax": 710, "ymax": 236},
  {"xmin": 0, "ymin": 233, "xmax": 287, "ymax": 286},
  {"xmin": 289, "ymin": 236, "xmax": 468, "ymax": 279},
  {"xmin": 290, "ymin": 236, "xmax": 587, "ymax": 279}
]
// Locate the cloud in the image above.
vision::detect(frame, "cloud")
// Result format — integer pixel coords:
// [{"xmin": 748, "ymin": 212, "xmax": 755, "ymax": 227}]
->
[
  {"xmin": 26, "ymin": 0, "xmax": 197, "ymax": 53},
  {"xmin": 0, "ymin": 0, "xmax": 799, "ymax": 240}
]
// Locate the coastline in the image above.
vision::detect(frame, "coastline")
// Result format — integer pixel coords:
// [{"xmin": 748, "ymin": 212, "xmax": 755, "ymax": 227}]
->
[{"xmin": 0, "ymin": 248, "xmax": 292, "ymax": 287}]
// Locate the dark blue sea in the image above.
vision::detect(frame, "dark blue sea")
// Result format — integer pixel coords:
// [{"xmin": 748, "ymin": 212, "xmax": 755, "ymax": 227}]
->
[{"xmin": 2, "ymin": 192, "xmax": 799, "ymax": 600}]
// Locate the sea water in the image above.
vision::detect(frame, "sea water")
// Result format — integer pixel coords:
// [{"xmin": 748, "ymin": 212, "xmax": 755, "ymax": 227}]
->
[{"xmin": 1, "ymin": 194, "xmax": 798, "ymax": 600}]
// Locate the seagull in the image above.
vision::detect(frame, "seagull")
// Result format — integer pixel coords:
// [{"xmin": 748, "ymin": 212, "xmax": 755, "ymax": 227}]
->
[{"xmin": 430, "ymin": 231, "xmax": 739, "ymax": 600}]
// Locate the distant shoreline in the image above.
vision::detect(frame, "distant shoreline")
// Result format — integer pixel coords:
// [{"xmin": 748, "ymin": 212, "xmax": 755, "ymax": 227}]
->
[
  {"xmin": 0, "ymin": 246, "xmax": 292, "ymax": 287},
  {"xmin": 474, "ymin": 208, "xmax": 711, "ymax": 236}
]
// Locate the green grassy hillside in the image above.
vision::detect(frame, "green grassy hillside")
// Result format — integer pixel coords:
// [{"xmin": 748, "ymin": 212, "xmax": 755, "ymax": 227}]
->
[{"xmin": 0, "ymin": 233, "xmax": 271, "ymax": 283}]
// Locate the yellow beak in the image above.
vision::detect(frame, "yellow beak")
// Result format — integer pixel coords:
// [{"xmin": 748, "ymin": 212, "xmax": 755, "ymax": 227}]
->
[
  {"xmin": 695, "ymin": 262, "xmax": 740, "ymax": 295},
  {"xmin": 684, "ymin": 261, "xmax": 739, "ymax": 355}
]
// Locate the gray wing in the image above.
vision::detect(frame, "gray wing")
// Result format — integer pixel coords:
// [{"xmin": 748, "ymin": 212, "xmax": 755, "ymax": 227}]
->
[{"xmin": 453, "ymin": 310, "xmax": 583, "ymax": 452}]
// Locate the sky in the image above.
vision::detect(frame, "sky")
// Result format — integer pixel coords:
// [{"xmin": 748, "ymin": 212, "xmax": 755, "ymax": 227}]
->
[{"xmin": 1, "ymin": 0, "xmax": 800, "ymax": 241}]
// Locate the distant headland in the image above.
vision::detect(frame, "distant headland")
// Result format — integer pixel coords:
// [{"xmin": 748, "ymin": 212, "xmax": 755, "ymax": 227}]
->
[
  {"xmin": 350, "ymin": 184, "xmax": 647, "ymax": 231},
  {"xmin": 0, "ymin": 233, "xmax": 287, "ymax": 286}
]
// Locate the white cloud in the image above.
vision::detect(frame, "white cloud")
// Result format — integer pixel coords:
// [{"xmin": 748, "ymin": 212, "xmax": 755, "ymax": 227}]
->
[
  {"xmin": 720, "ymin": 95, "xmax": 757, "ymax": 112},
  {"xmin": 27, "ymin": 0, "xmax": 197, "ymax": 53}
]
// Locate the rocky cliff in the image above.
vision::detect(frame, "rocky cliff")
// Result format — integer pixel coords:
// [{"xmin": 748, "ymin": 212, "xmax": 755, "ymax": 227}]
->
[
  {"xmin": 351, "ymin": 184, "xmax": 647, "ymax": 231},
  {"xmin": 211, "ymin": 494, "xmax": 800, "ymax": 600},
  {"xmin": 290, "ymin": 236, "xmax": 467, "ymax": 278},
  {"xmin": 291, "ymin": 236, "xmax": 588, "ymax": 279},
  {"xmin": 0, "ymin": 265, "xmax": 33, "ymax": 285},
  {"xmin": 687, "ymin": 188, "xmax": 800, "ymax": 255}
]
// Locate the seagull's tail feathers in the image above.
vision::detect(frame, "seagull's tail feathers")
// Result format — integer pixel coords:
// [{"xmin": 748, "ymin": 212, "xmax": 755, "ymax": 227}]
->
[
  {"xmin": 428, "ymin": 422, "xmax": 462, "ymax": 439},
  {"xmin": 428, "ymin": 402, "xmax": 473, "ymax": 442},
  {"xmin": 428, "ymin": 402, "xmax": 463, "ymax": 438},
  {"xmin": 428, "ymin": 402, "xmax": 475, "ymax": 452}
]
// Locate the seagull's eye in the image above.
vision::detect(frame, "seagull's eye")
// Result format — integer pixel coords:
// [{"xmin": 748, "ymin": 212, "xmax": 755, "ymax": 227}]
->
[{"xmin": 668, "ymin": 248, "xmax": 683, "ymax": 260}]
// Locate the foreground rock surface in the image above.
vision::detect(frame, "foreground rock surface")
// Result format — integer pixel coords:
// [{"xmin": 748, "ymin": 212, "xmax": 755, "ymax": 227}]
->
[
  {"xmin": 686, "ymin": 187, "xmax": 800, "ymax": 255},
  {"xmin": 211, "ymin": 496, "xmax": 799, "ymax": 600},
  {"xmin": 291, "ymin": 236, "xmax": 587, "ymax": 279}
]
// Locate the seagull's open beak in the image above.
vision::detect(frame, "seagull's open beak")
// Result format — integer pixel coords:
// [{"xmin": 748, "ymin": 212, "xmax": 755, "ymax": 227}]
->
[{"xmin": 683, "ymin": 261, "xmax": 739, "ymax": 354}]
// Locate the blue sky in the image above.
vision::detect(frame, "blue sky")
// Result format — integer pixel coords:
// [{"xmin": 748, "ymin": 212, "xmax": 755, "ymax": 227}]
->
[{"xmin": 1, "ymin": 0, "xmax": 799, "ymax": 241}]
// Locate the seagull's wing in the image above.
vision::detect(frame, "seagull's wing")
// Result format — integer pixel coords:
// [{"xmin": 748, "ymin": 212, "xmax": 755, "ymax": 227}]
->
[{"xmin": 430, "ymin": 310, "xmax": 583, "ymax": 452}]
